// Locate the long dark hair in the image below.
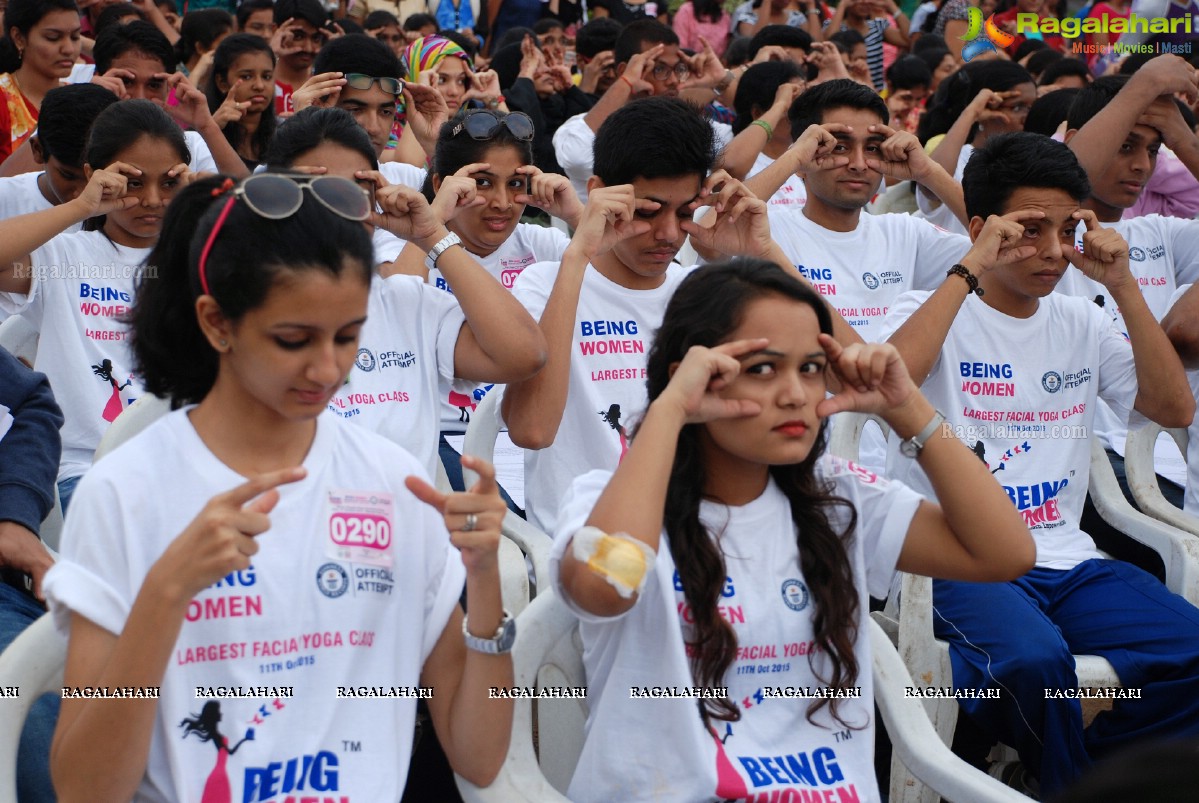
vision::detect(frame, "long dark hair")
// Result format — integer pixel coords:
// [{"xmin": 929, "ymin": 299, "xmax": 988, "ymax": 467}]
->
[
  {"xmin": 644, "ymin": 258, "xmax": 861, "ymax": 727},
  {"xmin": 205, "ymin": 33, "xmax": 277, "ymax": 163},
  {"xmin": 917, "ymin": 60, "xmax": 1032, "ymax": 144},
  {"xmin": 180, "ymin": 701, "xmax": 222, "ymax": 742},
  {"xmin": 0, "ymin": 0, "xmax": 78, "ymax": 73},
  {"xmin": 422, "ymin": 110, "xmax": 534, "ymax": 202},
  {"xmin": 128, "ymin": 173, "xmax": 374, "ymax": 406},
  {"xmin": 175, "ymin": 7, "xmax": 232, "ymax": 65},
  {"xmin": 691, "ymin": 0, "xmax": 724, "ymax": 22}
]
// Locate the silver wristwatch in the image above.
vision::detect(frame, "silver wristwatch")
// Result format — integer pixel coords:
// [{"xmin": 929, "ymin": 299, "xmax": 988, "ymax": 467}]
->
[
  {"xmin": 425, "ymin": 231, "xmax": 462, "ymax": 272},
  {"xmin": 463, "ymin": 610, "xmax": 516, "ymax": 654},
  {"xmin": 899, "ymin": 410, "xmax": 946, "ymax": 458}
]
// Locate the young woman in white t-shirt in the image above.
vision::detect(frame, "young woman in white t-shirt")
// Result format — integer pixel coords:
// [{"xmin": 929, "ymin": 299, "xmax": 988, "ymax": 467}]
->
[
  {"xmin": 554, "ymin": 258, "xmax": 1035, "ymax": 802},
  {"xmin": 261, "ymin": 106, "xmax": 547, "ymax": 479},
  {"xmin": 45, "ymin": 173, "xmax": 514, "ymax": 801},
  {"xmin": 0, "ymin": 99, "xmax": 195, "ymax": 511}
]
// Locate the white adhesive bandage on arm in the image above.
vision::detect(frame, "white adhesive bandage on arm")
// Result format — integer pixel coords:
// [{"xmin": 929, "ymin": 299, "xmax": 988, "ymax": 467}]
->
[{"xmin": 571, "ymin": 526, "xmax": 656, "ymax": 599}]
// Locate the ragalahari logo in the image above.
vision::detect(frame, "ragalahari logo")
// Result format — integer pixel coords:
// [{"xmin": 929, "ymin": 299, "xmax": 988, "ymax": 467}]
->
[{"xmin": 959, "ymin": 7, "xmax": 1017, "ymax": 62}]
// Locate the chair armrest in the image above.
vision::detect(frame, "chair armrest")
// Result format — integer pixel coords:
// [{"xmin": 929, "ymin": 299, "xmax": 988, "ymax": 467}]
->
[
  {"xmin": 462, "ymin": 391, "xmax": 503, "ymax": 489},
  {"xmin": 1124, "ymin": 424, "xmax": 1199, "ymax": 537}
]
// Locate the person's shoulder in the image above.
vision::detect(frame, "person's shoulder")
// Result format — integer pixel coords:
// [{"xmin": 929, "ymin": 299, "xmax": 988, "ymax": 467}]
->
[
  {"xmin": 518, "ymin": 222, "xmax": 571, "ymax": 254},
  {"xmin": 514, "ymin": 259, "xmax": 560, "ymax": 286},
  {"xmin": 1043, "ymin": 291, "xmax": 1111, "ymax": 325},
  {"xmin": 88, "ymin": 407, "xmax": 193, "ymax": 486}
]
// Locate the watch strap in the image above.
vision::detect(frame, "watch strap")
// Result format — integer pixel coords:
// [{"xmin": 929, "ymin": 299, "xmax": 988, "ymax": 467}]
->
[
  {"xmin": 462, "ymin": 610, "xmax": 516, "ymax": 654},
  {"xmin": 425, "ymin": 231, "xmax": 462, "ymax": 272},
  {"xmin": 901, "ymin": 410, "xmax": 946, "ymax": 457}
]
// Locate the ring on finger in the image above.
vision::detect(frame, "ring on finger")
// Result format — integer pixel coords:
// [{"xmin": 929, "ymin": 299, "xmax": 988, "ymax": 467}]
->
[{"xmin": 463, "ymin": 512, "xmax": 478, "ymax": 532}]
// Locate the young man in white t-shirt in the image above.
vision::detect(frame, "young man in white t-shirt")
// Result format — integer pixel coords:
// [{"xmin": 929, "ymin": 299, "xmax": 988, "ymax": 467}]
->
[
  {"xmin": 552, "ymin": 20, "xmax": 733, "ymax": 204},
  {"xmin": 504, "ymin": 97, "xmax": 859, "ymax": 535},
  {"xmin": 1059, "ymin": 59, "xmax": 1199, "ymax": 561},
  {"xmin": 881, "ymin": 132, "xmax": 1199, "ymax": 798},
  {"xmin": 741, "ymin": 79, "xmax": 971, "ymax": 341}
]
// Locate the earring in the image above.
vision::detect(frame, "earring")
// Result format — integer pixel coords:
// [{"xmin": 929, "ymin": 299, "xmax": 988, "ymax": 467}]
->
[{"xmin": 219, "ymin": 339, "xmax": 228, "ymax": 347}]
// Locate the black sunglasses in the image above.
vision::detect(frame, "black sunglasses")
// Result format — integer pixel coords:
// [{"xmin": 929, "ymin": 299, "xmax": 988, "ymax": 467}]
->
[{"xmin": 450, "ymin": 110, "xmax": 535, "ymax": 142}]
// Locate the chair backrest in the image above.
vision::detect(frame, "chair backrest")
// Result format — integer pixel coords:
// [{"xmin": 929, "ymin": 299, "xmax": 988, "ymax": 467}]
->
[
  {"xmin": 0, "ymin": 615, "xmax": 66, "ymax": 802},
  {"xmin": 0, "ymin": 316, "xmax": 38, "ymax": 367},
  {"xmin": 455, "ymin": 591, "xmax": 582, "ymax": 802},
  {"xmin": 38, "ymin": 486, "xmax": 64, "ymax": 554},
  {"xmin": 1124, "ymin": 421, "xmax": 1199, "ymax": 537},
  {"xmin": 93, "ymin": 395, "xmax": 172, "ymax": 464}
]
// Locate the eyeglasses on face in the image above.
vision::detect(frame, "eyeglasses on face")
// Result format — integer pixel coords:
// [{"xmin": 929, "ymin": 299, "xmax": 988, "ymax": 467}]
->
[
  {"xmin": 650, "ymin": 61, "xmax": 691, "ymax": 81},
  {"xmin": 344, "ymin": 73, "xmax": 403, "ymax": 95}
]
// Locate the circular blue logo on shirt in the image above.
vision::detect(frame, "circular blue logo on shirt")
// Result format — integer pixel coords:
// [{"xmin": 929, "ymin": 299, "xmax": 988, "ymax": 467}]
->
[
  {"xmin": 1129, "ymin": 247, "xmax": 1146, "ymax": 262},
  {"xmin": 1042, "ymin": 371, "xmax": 1062, "ymax": 394},
  {"xmin": 317, "ymin": 563, "xmax": 349, "ymax": 598},
  {"xmin": 862, "ymin": 272, "xmax": 880, "ymax": 290},
  {"xmin": 781, "ymin": 579, "xmax": 809, "ymax": 611},
  {"xmin": 355, "ymin": 348, "xmax": 376, "ymax": 372}
]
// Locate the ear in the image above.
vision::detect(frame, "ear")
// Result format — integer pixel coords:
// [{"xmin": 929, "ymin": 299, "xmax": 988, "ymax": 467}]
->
[
  {"xmin": 29, "ymin": 135, "xmax": 47, "ymax": 165},
  {"xmin": 216, "ymin": 71, "xmax": 231, "ymax": 94},
  {"xmin": 9, "ymin": 28, "xmax": 25, "ymax": 50},
  {"xmin": 195, "ymin": 295, "xmax": 234, "ymax": 353},
  {"xmin": 431, "ymin": 172, "xmax": 442, "ymax": 193},
  {"xmin": 1062, "ymin": 127, "xmax": 1077, "ymax": 144},
  {"xmin": 967, "ymin": 215, "xmax": 986, "ymax": 243},
  {"xmin": 615, "ymin": 61, "xmax": 628, "ymax": 78},
  {"xmin": 83, "ymin": 163, "xmax": 94, "ymax": 180},
  {"xmin": 586, "ymin": 174, "xmax": 605, "ymax": 195},
  {"xmin": 667, "ymin": 360, "xmax": 682, "ymax": 380}
]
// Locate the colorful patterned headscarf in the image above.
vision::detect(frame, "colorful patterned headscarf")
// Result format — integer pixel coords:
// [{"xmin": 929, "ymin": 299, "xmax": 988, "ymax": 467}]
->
[{"xmin": 389, "ymin": 35, "xmax": 475, "ymax": 151}]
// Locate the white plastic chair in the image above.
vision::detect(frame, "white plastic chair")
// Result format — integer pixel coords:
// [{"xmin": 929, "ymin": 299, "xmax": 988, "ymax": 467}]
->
[
  {"xmin": 1125, "ymin": 422, "xmax": 1199, "ymax": 537},
  {"xmin": 0, "ymin": 615, "xmax": 66, "ymax": 803},
  {"xmin": 454, "ymin": 590, "xmax": 1027, "ymax": 802},
  {"xmin": 461, "ymin": 390, "xmax": 554, "ymax": 598},
  {"xmin": 830, "ymin": 412, "xmax": 1134, "ymax": 803},
  {"xmin": 93, "ymin": 394, "xmax": 172, "ymax": 463},
  {"xmin": 0, "ymin": 315, "xmax": 38, "ymax": 367}
]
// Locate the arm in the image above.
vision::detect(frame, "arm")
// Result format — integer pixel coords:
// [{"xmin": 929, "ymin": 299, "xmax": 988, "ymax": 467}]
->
[
  {"xmin": 408, "ymin": 459, "xmax": 513, "ymax": 786},
  {"xmin": 502, "ymin": 186, "xmax": 654, "ymax": 449},
  {"xmin": 823, "ymin": 0, "xmax": 849, "ymax": 38},
  {"xmin": 882, "ymin": 1, "xmax": 910, "ymax": 41},
  {"xmin": 0, "ymin": 194, "xmax": 112, "ymax": 294},
  {"xmin": 718, "ymin": 82, "xmax": 803, "ymax": 181},
  {"xmin": 919, "ymin": 88, "xmax": 1001, "ymax": 209},
  {"xmin": 160, "ymin": 75, "xmax": 250, "ymax": 179},
  {"xmin": 1066, "ymin": 55, "xmax": 1199, "ymax": 181},
  {"xmin": 1069, "ymin": 210, "xmax": 1196, "ymax": 427},
  {"xmin": 943, "ymin": 18, "xmax": 967, "ymax": 60},
  {"xmin": 1163, "ymin": 282, "xmax": 1199, "ymax": 368},
  {"xmin": 865, "ymin": 124, "xmax": 969, "ymax": 228},
  {"xmin": 51, "ymin": 470, "xmax": 306, "ymax": 803},
  {"xmin": 582, "ymin": 45, "xmax": 662, "ymax": 134}
]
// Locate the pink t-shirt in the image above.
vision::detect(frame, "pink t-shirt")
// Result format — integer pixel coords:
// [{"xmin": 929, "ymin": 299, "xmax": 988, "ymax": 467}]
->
[{"xmin": 672, "ymin": 2, "xmax": 731, "ymax": 57}]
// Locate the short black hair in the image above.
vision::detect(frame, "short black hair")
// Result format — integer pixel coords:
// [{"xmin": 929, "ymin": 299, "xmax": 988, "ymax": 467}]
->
[
  {"xmin": 402, "ymin": 11, "xmax": 436, "ymax": 31},
  {"xmin": 918, "ymin": 60, "xmax": 1032, "ymax": 142},
  {"xmin": 828, "ymin": 28, "xmax": 865, "ymax": 53},
  {"xmin": 912, "ymin": 32, "xmax": 946, "ymax": 54},
  {"xmin": 440, "ymin": 29, "xmax": 478, "ymax": 57},
  {"xmin": 962, "ymin": 131, "xmax": 1090, "ymax": 220},
  {"xmin": 733, "ymin": 61, "xmax": 804, "ymax": 134},
  {"xmin": 1012, "ymin": 37, "xmax": 1047, "ymax": 62},
  {"xmin": 747, "ymin": 24, "xmax": 812, "ymax": 59},
  {"xmin": 533, "ymin": 17, "xmax": 564, "ymax": 35},
  {"xmin": 724, "ymin": 35, "xmax": 752, "ymax": 67},
  {"xmin": 363, "ymin": 9, "xmax": 398, "ymax": 28},
  {"xmin": 1023, "ymin": 86, "xmax": 1079, "ymax": 136},
  {"xmin": 594, "ymin": 97, "xmax": 715, "ymax": 185},
  {"xmin": 313, "ymin": 33, "xmax": 400, "ymax": 79},
  {"xmin": 1025, "ymin": 47, "xmax": 1063, "ymax": 80},
  {"xmin": 886, "ymin": 54, "xmax": 931, "ymax": 91},
  {"xmin": 575, "ymin": 17, "xmax": 621, "ymax": 59},
  {"xmin": 789, "ymin": 78, "xmax": 888, "ymax": 140},
  {"xmin": 273, "ymin": 0, "xmax": 326, "ymax": 29},
  {"xmin": 1040, "ymin": 57, "xmax": 1090, "ymax": 87},
  {"xmin": 37, "ymin": 83, "xmax": 120, "ymax": 167},
  {"xmin": 94, "ymin": 20, "xmax": 176, "ymax": 73},
  {"xmin": 176, "ymin": 8, "xmax": 233, "ymax": 63},
  {"xmin": 95, "ymin": 3, "xmax": 144, "ymax": 37},
  {"xmin": 1118, "ymin": 52, "xmax": 1156, "ymax": 75},
  {"xmin": 236, "ymin": 0, "xmax": 273, "ymax": 29},
  {"xmin": 1065, "ymin": 75, "xmax": 1125, "ymax": 131},
  {"xmin": 614, "ymin": 19, "xmax": 678, "ymax": 66}
]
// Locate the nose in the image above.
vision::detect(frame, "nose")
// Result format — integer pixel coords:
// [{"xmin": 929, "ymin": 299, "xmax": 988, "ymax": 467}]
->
[
  {"xmin": 652, "ymin": 212, "xmax": 681, "ymax": 246},
  {"xmin": 491, "ymin": 183, "xmax": 511, "ymax": 210},
  {"xmin": 778, "ymin": 368, "xmax": 809, "ymax": 408},
  {"xmin": 307, "ymin": 340, "xmax": 343, "ymax": 386},
  {"xmin": 1044, "ymin": 233, "xmax": 1065, "ymax": 262},
  {"xmin": 1130, "ymin": 146, "xmax": 1151, "ymax": 174},
  {"xmin": 141, "ymin": 184, "xmax": 164, "ymax": 209},
  {"xmin": 847, "ymin": 144, "xmax": 868, "ymax": 172}
]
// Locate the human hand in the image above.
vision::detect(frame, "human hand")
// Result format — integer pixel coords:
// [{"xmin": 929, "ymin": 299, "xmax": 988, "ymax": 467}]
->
[
  {"xmin": 788, "ymin": 123, "xmax": 852, "ymax": 175},
  {"xmin": 620, "ymin": 43, "xmax": 663, "ymax": 96},
  {"xmin": 863, "ymin": 124, "xmax": 936, "ymax": 181},
  {"xmin": 567, "ymin": 184, "xmax": 656, "ymax": 260},
  {"xmin": 580, "ymin": 50, "xmax": 615, "ymax": 94},
  {"xmin": 680, "ymin": 171, "xmax": 771, "ymax": 258},
  {"xmin": 464, "ymin": 69, "xmax": 503, "ymax": 105},
  {"xmin": 429, "ymin": 163, "xmax": 488, "ymax": 226},
  {"xmin": 213, "ymin": 80, "xmax": 250, "ymax": 128},
  {"xmin": 958, "ymin": 209, "xmax": 1045, "ymax": 276},
  {"xmin": 73, "ymin": 161, "xmax": 142, "ymax": 217},
  {"xmin": 402, "ymin": 81, "xmax": 451, "ymax": 159},
  {"xmin": 1133, "ymin": 54, "xmax": 1199, "ymax": 104},
  {"xmin": 807, "ymin": 41, "xmax": 850, "ymax": 83},
  {"xmin": 373, "ymin": 182, "xmax": 449, "ymax": 247},
  {"xmin": 406, "ymin": 455, "xmax": 506, "ymax": 575},
  {"xmin": 90, "ymin": 67, "xmax": 133, "ymax": 99},
  {"xmin": 681, "ymin": 35, "xmax": 725, "ymax": 89},
  {"xmin": 291, "ymin": 71, "xmax": 347, "ymax": 111},
  {"xmin": 816, "ymin": 335, "xmax": 918, "ymax": 417},
  {"xmin": 1066, "ymin": 208, "xmax": 1134, "ymax": 292},
  {"xmin": 515, "ymin": 166, "xmax": 584, "ymax": 225},
  {"xmin": 654, "ymin": 338, "xmax": 768, "ymax": 424},
  {"xmin": 0, "ymin": 521, "xmax": 55, "ymax": 602},
  {"xmin": 519, "ymin": 34, "xmax": 545, "ymax": 80}
]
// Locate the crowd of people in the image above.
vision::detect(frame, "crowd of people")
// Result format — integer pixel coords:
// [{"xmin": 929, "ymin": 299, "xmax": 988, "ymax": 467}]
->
[{"xmin": 1, "ymin": 0, "xmax": 1199, "ymax": 799}]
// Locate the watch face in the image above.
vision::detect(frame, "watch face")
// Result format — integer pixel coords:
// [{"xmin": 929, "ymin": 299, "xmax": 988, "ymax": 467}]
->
[
  {"xmin": 496, "ymin": 618, "xmax": 517, "ymax": 652},
  {"xmin": 899, "ymin": 440, "xmax": 918, "ymax": 458}
]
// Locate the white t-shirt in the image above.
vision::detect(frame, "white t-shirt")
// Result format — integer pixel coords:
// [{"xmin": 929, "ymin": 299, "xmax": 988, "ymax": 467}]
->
[
  {"xmin": 327, "ymin": 274, "xmax": 469, "ymax": 478},
  {"xmin": 0, "ymin": 171, "xmax": 81, "ymax": 229},
  {"xmin": 44, "ymin": 409, "xmax": 465, "ymax": 803},
  {"xmin": 505, "ymin": 260, "xmax": 691, "ymax": 533},
  {"xmin": 879, "ymin": 291, "xmax": 1138, "ymax": 570},
  {"xmin": 747, "ymin": 151, "xmax": 806, "ymax": 210},
  {"xmin": 182, "ymin": 130, "xmax": 218, "ymax": 175},
  {"xmin": 430, "ymin": 224, "xmax": 571, "ymax": 432},
  {"xmin": 379, "ymin": 162, "xmax": 428, "ymax": 191},
  {"xmin": 553, "ymin": 113, "xmax": 733, "ymax": 205},
  {"xmin": 914, "ymin": 144, "xmax": 970, "ymax": 236},
  {"xmin": 551, "ymin": 459, "xmax": 922, "ymax": 803},
  {"xmin": 0, "ymin": 230, "xmax": 148, "ymax": 482},
  {"xmin": 1055, "ymin": 214, "xmax": 1199, "ymax": 458},
  {"xmin": 767, "ymin": 209, "xmax": 969, "ymax": 341}
]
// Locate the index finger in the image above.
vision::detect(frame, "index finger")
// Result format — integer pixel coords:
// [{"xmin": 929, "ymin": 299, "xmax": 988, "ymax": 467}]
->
[
  {"xmin": 999, "ymin": 208, "xmax": 1047, "ymax": 224},
  {"xmin": 1071, "ymin": 208, "xmax": 1101, "ymax": 230},
  {"xmin": 715, "ymin": 337, "xmax": 772, "ymax": 360},
  {"xmin": 461, "ymin": 454, "xmax": 498, "ymax": 495},
  {"xmin": 221, "ymin": 467, "xmax": 307, "ymax": 508},
  {"xmin": 455, "ymin": 161, "xmax": 490, "ymax": 177},
  {"xmin": 817, "ymin": 332, "xmax": 844, "ymax": 361},
  {"xmin": 869, "ymin": 123, "xmax": 898, "ymax": 139},
  {"xmin": 104, "ymin": 160, "xmax": 142, "ymax": 176}
]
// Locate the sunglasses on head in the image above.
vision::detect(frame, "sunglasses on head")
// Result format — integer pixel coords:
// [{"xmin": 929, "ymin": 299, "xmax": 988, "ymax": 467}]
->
[
  {"xmin": 198, "ymin": 174, "xmax": 372, "ymax": 296},
  {"xmin": 450, "ymin": 110, "xmax": 535, "ymax": 142},
  {"xmin": 344, "ymin": 73, "xmax": 404, "ymax": 95}
]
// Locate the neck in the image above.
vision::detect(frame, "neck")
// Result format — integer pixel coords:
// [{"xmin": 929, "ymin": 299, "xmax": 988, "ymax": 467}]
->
[
  {"xmin": 1084, "ymin": 196, "xmax": 1124, "ymax": 224},
  {"xmin": 11, "ymin": 67, "xmax": 57, "ymax": 105},
  {"xmin": 448, "ymin": 223, "xmax": 500, "ymax": 258},
  {"xmin": 764, "ymin": 138, "xmax": 789, "ymax": 160},
  {"xmin": 103, "ymin": 219, "xmax": 157, "ymax": 249},
  {"xmin": 590, "ymin": 249, "xmax": 669, "ymax": 290},
  {"xmin": 699, "ymin": 432, "xmax": 770, "ymax": 506},
  {"xmin": 36, "ymin": 172, "xmax": 62, "ymax": 205},
  {"xmin": 977, "ymin": 276, "xmax": 1040, "ymax": 318},
  {"xmin": 276, "ymin": 63, "xmax": 310, "ymax": 87},
  {"xmin": 189, "ymin": 376, "xmax": 319, "ymax": 476},
  {"xmin": 802, "ymin": 197, "xmax": 862, "ymax": 233}
]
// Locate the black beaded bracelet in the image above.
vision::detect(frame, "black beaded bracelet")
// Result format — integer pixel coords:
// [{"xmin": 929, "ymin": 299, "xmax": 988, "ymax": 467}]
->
[{"xmin": 947, "ymin": 263, "xmax": 984, "ymax": 296}]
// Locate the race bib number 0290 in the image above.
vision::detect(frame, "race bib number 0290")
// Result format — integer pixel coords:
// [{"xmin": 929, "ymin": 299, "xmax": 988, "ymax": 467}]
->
[{"xmin": 325, "ymin": 490, "xmax": 395, "ymax": 568}]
